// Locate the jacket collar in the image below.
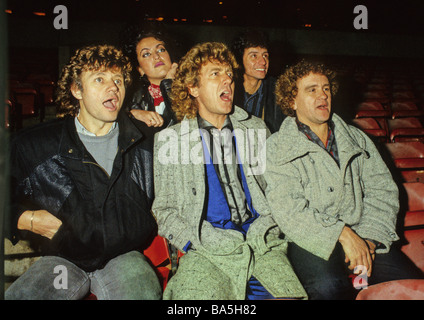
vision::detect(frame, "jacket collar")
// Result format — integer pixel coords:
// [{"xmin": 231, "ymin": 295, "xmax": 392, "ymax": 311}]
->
[
  {"xmin": 275, "ymin": 113, "xmax": 367, "ymax": 166},
  {"xmin": 59, "ymin": 111, "xmax": 143, "ymax": 159},
  {"xmin": 180, "ymin": 105, "xmax": 251, "ymax": 136}
]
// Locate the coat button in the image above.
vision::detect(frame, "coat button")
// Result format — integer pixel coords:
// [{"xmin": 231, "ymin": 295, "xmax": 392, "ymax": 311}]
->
[
  {"xmin": 327, "ymin": 186, "xmax": 334, "ymax": 192},
  {"xmin": 192, "ymin": 188, "xmax": 196, "ymax": 195},
  {"xmin": 68, "ymin": 148, "xmax": 73, "ymax": 154},
  {"xmin": 169, "ymin": 234, "xmax": 173, "ymax": 240}
]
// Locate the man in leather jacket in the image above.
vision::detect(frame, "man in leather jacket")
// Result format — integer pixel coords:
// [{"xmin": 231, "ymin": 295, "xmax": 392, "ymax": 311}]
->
[
  {"xmin": 231, "ymin": 29, "xmax": 285, "ymax": 133},
  {"xmin": 5, "ymin": 45, "xmax": 161, "ymax": 300}
]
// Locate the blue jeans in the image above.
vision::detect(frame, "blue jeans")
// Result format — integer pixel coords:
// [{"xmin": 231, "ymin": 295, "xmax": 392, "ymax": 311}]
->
[
  {"xmin": 288, "ymin": 242, "xmax": 424, "ymax": 300},
  {"xmin": 5, "ymin": 250, "xmax": 162, "ymax": 300}
]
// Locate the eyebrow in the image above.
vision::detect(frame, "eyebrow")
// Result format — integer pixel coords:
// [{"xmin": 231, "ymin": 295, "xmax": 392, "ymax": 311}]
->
[
  {"xmin": 247, "ymin": 49, "xmax": 268, "ymax": 54},
  {"xmin": 304, "ymin": 83, "xmax": 330, "ymax": 90},
  {"xmin": 140, "ymin": 43, "xmax": 165, "ymax": 52}
]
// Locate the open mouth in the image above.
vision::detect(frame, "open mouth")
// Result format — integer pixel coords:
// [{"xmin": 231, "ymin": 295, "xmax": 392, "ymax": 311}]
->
[
  {"xmin": 220, "ymin": 90, "xmax": 232, "ymax": 102},
  {"xmin": 317, "ymin": 103, "xmax": 329, "ymax": 111},
  {"xmin": 103, "ymin": 97, "xmax": 118, "ymax": 110}
]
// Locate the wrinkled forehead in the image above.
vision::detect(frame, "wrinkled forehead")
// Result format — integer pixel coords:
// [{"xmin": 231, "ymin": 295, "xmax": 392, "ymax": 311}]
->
[
  {"xmin": 202, "ymin": 59, "xmax": 232, "ymax": 72},
  {"xmin": 297, "ymin": 72, "xmax": 329, "ymax": 87}
]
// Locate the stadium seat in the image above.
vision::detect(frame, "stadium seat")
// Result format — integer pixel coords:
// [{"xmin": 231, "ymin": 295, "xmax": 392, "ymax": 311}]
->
[
  {"xmin": 356, "ymin": 279, "xmax": 424, "ymax": 300},
  {"xmin": 10, "ymin": 85, "xmax": 39, "ymax": 117},
  {"xmin": 400, "ymin": 170, "xmax": 424, "ymax": 183},
  {"xmin": 384, "ymin": 142, "xmax": 424, "ymax": 169},
  {"xmin": 143, "ymin": 235, "xmax": 173, "ymax": 289},
  {"xmin": 387, "ymin": 118, "xmax": 424, "ymax": 142},
  {"xmin": 403, "ymin": 182, "xmax": 424, "ymax": 228},
  {"xmin": 391, "ymin": 101, "xmax": 424, "ymax": 119},
  {"xmin": 355, "ymin": 101, "xmax": 391, "ymax": 119},
  {"xmin": 352, "ymin": 118, "xmax": 388, "ymax": 142},
  {"xmin": 401, "ymin": 228, "xmax": 424, "ymax": 272},
  {"xmin": 392, "ymin": 91, "xmax": 418, "ymax": 103},
  {"xmin": 362, "ymin": 90, "xmax": 390, "ymax": 104}
]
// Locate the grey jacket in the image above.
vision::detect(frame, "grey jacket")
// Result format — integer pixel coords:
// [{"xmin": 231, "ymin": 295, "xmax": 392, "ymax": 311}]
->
[
  {"xmin": 152, "ymin": 106, "xmax": 306, "ymax": 299},
  {"xmin": 265, "ymin": 113, "xmax": 400, "ymax": 260}
]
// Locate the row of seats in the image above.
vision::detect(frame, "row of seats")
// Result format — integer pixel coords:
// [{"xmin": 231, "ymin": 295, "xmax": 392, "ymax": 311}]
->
[
  {"xmin": 6, "ymin": 75, "xmax": 57, "ymax": 131},
  {"xmin": 351, "ymin": 70, "xmax": 424, "ymax": 299}
]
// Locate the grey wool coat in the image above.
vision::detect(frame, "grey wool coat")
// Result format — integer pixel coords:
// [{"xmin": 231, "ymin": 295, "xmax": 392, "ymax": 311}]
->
[
  {"xmin": 265, "ymin": 113, "xmax": 400, "ymax": 261},
  {"xmin": 152, "ymin": 106, "xmax": 307, "ymax": 300}
]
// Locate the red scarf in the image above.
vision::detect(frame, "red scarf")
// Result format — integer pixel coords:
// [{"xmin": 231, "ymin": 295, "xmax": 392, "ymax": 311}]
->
[{"xmin": 148, "ymin": 83, "xmax": 164, "ymax": 107}]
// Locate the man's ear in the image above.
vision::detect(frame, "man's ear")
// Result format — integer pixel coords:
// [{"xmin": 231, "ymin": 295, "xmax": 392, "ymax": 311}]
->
[
  {"xmin": 291, "ymin": 99, "xmax": 297, "ymax": 111},
  {"xmin": 70, "ymin": 83, "xmax": 82, "ymax": 100},
  {"xmin": 188, "ymin": 85, "xmax": 199, "ymax": 98}
]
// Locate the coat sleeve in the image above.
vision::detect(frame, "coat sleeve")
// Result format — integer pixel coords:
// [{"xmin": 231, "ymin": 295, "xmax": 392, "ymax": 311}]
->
[
  {"xmin": 350, "ymin": 130, "xmax": 400, "ymax": 252},
  {"xmin": 8, "ymin": 137, "xmax": 37, "ymax": 243},
  {"xmin": 151, "ymin": 132, "xmax": 196, "ymax": 252},
  {"xmin": 264, "ymin": 136, "xmax": 345, "ymax": 260}
]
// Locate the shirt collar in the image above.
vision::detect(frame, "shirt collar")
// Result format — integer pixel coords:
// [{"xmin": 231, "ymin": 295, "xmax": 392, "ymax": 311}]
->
[
  {"xmin": 75, "ymin": 115, "xmax": 117, "ymax": 137},
  {"xmin": 197, "ymin": 114, "xmax": 233, "ymax": 132}
]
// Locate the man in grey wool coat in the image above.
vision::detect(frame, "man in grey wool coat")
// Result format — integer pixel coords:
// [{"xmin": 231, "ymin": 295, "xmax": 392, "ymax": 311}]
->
[
  {"xmin": 265, "ymin": 60, "xmax": 423, "ymax": 300},
  {"xmin": 152, "ymin": 42, "xmax": 306, "ymax": 300}
]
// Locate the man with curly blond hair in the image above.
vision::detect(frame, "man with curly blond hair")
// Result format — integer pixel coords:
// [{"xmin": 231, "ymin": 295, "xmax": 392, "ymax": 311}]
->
[
  {"xmin": 265, "ymin": 60, "xmax": 423, "ymax": 299},
  {"xmin": 6, "ymin": 44, "xmax": 161, "ymax": 299},
  {"xmin": 152, "ymin": 42, "xmax": 306, "ymax": 300}
]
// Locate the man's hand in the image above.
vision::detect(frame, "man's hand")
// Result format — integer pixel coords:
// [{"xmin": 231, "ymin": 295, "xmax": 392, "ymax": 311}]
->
[
  {"xmin": 338, "ymin": 226, "xmax": 373, "ymax": 277},
  {"xmin": 18, "ymin": 210, "xmax": 62, "ymax": 240}
]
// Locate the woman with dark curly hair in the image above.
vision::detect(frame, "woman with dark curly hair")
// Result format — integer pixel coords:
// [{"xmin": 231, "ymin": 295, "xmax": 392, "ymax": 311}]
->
[{"xmin": 123, "ymin": 24, "xmax": 179, "ymax": 132}]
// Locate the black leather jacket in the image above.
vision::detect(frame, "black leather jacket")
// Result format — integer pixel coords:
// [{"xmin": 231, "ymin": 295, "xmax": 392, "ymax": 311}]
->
[
  {"xmin": 126, "ymin": 77, "xmax": 177, "ymax": 131},
  {"xmin": 9, "ymin": 112, "xmax": 157, "ymax": 271},
  {"xmin": 233, "ymin": 76, "xmax": 285, "ymax": 134}
]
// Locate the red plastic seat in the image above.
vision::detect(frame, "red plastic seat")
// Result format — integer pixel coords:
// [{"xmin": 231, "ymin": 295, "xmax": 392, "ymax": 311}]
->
[
  {"xmin": 403, "ymin": 182, "xmax": 424, "ymax": 228},
  {"xmin": 356, "ymin": 279, "xmax": 424, "ymax": 300},
  {"xmin": 401, "ymin": 228, "xmax": 424, "ymax": 272},
  {"xmin": 362, "ymin": 90, "xmax": 390, "ymax": 104},
  {"xmin": 384, "ymin": 142, "xmax": 424, "ymax": 169},
  {"xmin": 355, "ymin": 102, "xmax": 391, "ymax": 119},
  {"xmin": 143, "ymin": 235, "xmax": 184, "ymax": 290},
  {"xmin": 392, "ymin": 91, "xmax": 417, "ymax": 102},
  {"xmin": 388, "ymin": 118, "xmax": 424, "ymax": 142},
  {"xmin": 400, "ymin": 170, "xmax": 424, "ymax": 183},
  {"xmin": 352, "ymin": 118, "xmax": 388, "ymax": 142},
  {"xmin": 403, "ymin": 182, "xmax": 424, "ymax": 211},
  {"xmin": 11, "ymin": 86, "xmax": 39, "ymax": 117},
  {"xmin": 391, "ymin": 101, "xmax": 424, "ymax": 119}
]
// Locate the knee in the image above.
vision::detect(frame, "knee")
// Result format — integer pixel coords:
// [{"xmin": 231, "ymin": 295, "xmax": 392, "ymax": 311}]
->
[{"xmin": 304, "ymin": 277, "xmax": 356, "ymax": 300}]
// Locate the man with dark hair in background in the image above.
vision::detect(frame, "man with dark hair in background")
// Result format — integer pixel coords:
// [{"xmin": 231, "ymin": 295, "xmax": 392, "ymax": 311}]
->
[{"xmin": 231, "ymin": 29, "xmax": 285, "ymax": 133}]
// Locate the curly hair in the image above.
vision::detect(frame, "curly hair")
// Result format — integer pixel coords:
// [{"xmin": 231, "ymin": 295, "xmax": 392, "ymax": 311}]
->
[
  {"xmin": 171, "ymin": 42, "xmax": 239, "ymax": 121},
  {"xmin": 55, "ymin": 44, "xmax": 132, "ymax": 118},
  {"xmin": 275, "ymin": 60, "xmax": 338, "ymax": 117}
]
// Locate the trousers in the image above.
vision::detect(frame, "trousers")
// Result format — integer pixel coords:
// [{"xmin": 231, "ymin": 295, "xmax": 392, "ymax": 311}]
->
[
  {"xmin": 288, "ymin": 242, "xmax": 424, "ymax": 300},
  {"xmin": 5, "ymin": 250, "xmax": 162, "ymax": 300}
]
